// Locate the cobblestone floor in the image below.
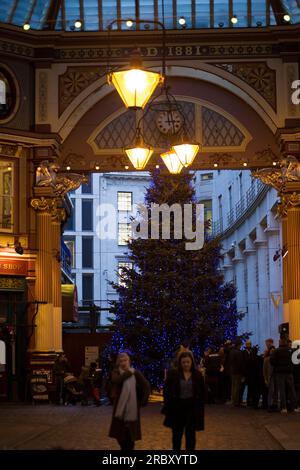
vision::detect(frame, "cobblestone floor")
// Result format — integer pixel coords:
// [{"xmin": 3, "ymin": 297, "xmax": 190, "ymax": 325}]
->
[{"xmin": 0, "ymin": 403, "xmax": 300, "ymax": 450}]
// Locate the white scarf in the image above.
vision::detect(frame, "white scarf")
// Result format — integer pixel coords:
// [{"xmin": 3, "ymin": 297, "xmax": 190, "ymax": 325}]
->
[{"xmin": 115, "ymin": 368, "xmax": 138, "ymax": 422}]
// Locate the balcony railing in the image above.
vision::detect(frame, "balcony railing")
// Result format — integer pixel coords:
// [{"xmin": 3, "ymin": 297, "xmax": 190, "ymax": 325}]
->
[{"xmin": 213, "ymin": 179, "xmax": 266, "ymax": 236}]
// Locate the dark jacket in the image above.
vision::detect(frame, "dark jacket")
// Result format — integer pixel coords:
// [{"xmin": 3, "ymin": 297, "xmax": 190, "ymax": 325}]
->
[
  {"xmin": 162, "ymin": 369, "xmax": 205, "ymax": 431},
  {"xmin": 270, "ymin": 345, "xmax": 293, "ymax": 374},
  {"xmin": 109, "ymin": 369, "xmax": 150, "ymax": 442},
  {"xmin": 229, "ymin": 348, "xmax": 245, "ymax": 376}
]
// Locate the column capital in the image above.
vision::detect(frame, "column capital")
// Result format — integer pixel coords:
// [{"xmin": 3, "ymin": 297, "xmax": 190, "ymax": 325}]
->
[
  {"xmin": 30, "ymin": 196, "xmax": 57, "ymax": 214},
  {"xmin": 277, "ymin": 191, "xmax": 300, "ymax": 218},
  {"xmin": 52, "ymin": 207, "xmax": 66, "ymax": 224}
]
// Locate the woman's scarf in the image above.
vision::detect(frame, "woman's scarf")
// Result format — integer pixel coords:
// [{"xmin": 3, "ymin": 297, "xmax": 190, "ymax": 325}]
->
[{"xmin": 115, "ymin": 368, "xmax": 138, "ymax": 422}]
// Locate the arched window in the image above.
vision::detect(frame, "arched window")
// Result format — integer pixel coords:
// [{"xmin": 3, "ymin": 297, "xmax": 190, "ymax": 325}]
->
[
  {"xmin": 0, "ymin": 68, "xmax": 17, "ymax": 121},
  {"xmin": 0, "ymin": 340, "xmax": 5, "ymax": 366},
  {"xmin": 0, "ymin": 79, "xmax": 5, "ymax": 104}
]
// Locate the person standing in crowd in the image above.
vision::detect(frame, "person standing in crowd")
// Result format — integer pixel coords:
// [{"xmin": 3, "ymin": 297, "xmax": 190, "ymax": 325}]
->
[
  {"xmin": 241, "ymin": 340, "xmax": 255, "ymax": 406},
  {"xmin": 109, "ymin": 352, "xmax": 150, "ymax": 450},
  {"xmin": 270, "ymin": 337, "xmax": 300, "ymax": 413},
  {"xmin": 229, "ymin": 340, "xmax": 245, "ymax": 407},
  {"xmin": 53, "ymin": 353, "xmax": 71, "ymax": 405},
  {"xmin": 202, "ymin": 348, "xmax": 222, "ymax": 404},
  {"xmin": 263, "ymin": 345, "xmax": 277, "ymax": 411},
  {"xmin": 223, "ymin": 340, "xmax": 233, "ymax": 403},
  {"xmin": 265, "ymin": 338, "xmax": 274, "ymax": 353},
  {"xmin": 251, "ymin": 346, "xmax": 268, "ymax": 409},
  {"xmin": 162, "ymin": 351, "xmax": 205, "ymax": 451}
]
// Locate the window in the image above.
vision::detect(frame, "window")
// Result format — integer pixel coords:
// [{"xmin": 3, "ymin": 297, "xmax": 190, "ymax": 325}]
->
[
  {"xmin": 82, "ymin": 174, "xmax": 93, "ymax": 194},
  {"xmin": 82, "ymin": 199, "xmax": 93, "ymax": 231},
  {"xmin": 118, "ymin": 223, "xmax": 132, "ymax": 245},
  {"xmin": 239, "ymin": 172, "xmax": 243, "ymax": 199},
  {"xmin": 118, "ymin": 262, "xmax": 133, "ymax": 287},
  {"xmin": 65, "ymin": 198, "xmax": 75, "ymax": 231},
  {"xmin": 218, "ymin": 195, "xmax": 223, "ymax": 219},
  {"xmin": 201, "ymin": 173, "xmax": 213, "ymax": 181},
  {"xmin": 82, "ymin": 274, "xmax": 94, "ymax": 305},
  {"xmin": 0, "ymin": 161, "xmax": 13, "ymax": 230},
  {"xmin": 82, "ymin": 236, "xmax": 93, "ymax": 268},
  {"xmin": 228, "ymin": 186, "xmax": 233, "ymax": 212},
  {"xmin": 200, "ymin": 199, "xmax": 212, "ymax": 234},
  {"xmin": 0, "ymin": 68, "xmax": 17, "ymax": 122},
  {"xmin": 118, "ymin": 192, "xmax": 132, "ymax": 211},
  {"xmin": 64, "ymin": 237, "xmax": 76, "ymax": 268}
]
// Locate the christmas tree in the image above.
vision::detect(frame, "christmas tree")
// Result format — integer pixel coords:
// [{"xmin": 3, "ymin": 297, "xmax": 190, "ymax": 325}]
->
[{"xmin": 108, "ymin": 170, "xmax": 243, "ymax": 388}]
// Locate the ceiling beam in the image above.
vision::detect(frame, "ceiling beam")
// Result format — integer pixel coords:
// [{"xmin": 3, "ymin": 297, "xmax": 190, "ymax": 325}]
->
[
  {"xmin": 44, "ymin": 0, "xmax": 62, "ymax": 30},
  {"xmin": 270, "ymin": 0, "xmax": 289, "ymax": 25}
]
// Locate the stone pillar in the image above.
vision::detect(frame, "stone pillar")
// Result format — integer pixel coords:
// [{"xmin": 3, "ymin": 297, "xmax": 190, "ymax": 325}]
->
[
  {"xmin": 30, "ymin": 197, "xmax": 56, "ymax": 352},
  {"xmin": 243, "ymin": 240, "xmax": 258, "ymax": 345},
  {"xmin": 52, "ymin": 208, "xmax": 66, "ymax": 352},
  {"xmin": 255, "ymin": 235, "xmax": 269, "ymax": 349},
  {"xmin": 232, "ymin": 248, "xmax": 247, "ymax": 333},
  {"xmin": 286, "ymin": 197, "xmax": 300, "ymax": 340},
  {"xmin": 265, "ymin": 224, "xmax": 282, "ymax": 340}
]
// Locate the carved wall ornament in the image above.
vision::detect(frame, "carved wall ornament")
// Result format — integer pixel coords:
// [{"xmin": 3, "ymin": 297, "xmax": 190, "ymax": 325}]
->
[
  {"xmin": 277, "ymin": 192, "xmax": 300, "ymax": 218},
  {"xmin": 36, "ymin": 160, "xmax": 88, "ymax": 196},
  {"xmin": 59, "ymin": 66, "xmax": 107, "ymax": 115},
  {"xmin": 52, "ymin": 207, "xmax": 66, "ymax": 224},
  {"xmin": 251, "ymin": 155, "xmax": 300, "ymax": 192},
  {"xmin": 38, "ymin": 71, "xmax": 48, "ymax": 122},
  {"xmin": 215, "ymin": 62, "xmax": 276, "ymax": 110},
  {"xmin": 30, "ymin": 196, "xmax": 57, "ymax": 213}
]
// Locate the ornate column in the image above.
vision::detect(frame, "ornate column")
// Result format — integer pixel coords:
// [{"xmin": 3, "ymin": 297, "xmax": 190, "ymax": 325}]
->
[
  {"xmin": 30, "ymin": 196, "xmax": 56, "ymax": 352},
  {"xmin": 282, "ymin": 191, "xmax": 300, "ymax": 340},
  {"xmin": 52, "ymin": 207, "xmax": 66, "ymax": 352},
  {"xmin": 282, "ymin": 211, "xmax": 289, "ymax": 323}
]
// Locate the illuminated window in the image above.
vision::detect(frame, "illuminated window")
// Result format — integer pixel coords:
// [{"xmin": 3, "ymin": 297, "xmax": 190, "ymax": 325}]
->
[
  {"xmin": 201, "ymin": 173, "xmax": 213, "ymax": 181},
  {"xmin": 118, "ymin": 223, "xmax": 132, "ymax": 245},
  {"xmin": 118, "ymin": 262, "xmax": 133, "ymax": 286},
  {"xmin": 64, "ymin": 237, "xmax": 76, "ymax": 268},
  {"xmin": 118, "ymin": 192, "xmax": 132, "ymax": 211},
  {"xmin": 0, "ymin": 161, "xmax": 13, "ymax": 230}
]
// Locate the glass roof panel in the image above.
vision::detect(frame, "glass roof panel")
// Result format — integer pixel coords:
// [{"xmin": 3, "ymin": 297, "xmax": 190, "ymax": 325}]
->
[{"xmin": 0, "ymin": 1, "xmax": 299, "ymax": 31}]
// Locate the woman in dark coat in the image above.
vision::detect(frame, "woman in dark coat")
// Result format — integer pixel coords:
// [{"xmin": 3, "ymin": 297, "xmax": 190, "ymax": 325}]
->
[
  {"xmin": 162, "ymin": 351, "xmax": 205, "ymax": 451},
  {"xmin": 109, "ymin": 352, "xmax": 150, "ymax": 450}
]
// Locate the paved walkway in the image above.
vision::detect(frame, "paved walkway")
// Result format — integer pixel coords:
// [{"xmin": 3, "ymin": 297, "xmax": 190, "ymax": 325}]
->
[{"xmin": 0, "ymin": 403, "xmax": 300, "ymax": 450}]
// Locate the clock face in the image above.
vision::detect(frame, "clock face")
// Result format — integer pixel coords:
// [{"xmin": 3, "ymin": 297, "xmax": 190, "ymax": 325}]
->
[{"xmin": 156, "ymin": 111, "xmax": 183, "ymax": 135}]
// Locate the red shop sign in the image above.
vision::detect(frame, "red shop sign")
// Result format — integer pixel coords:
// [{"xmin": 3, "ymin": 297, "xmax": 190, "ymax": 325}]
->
[{"xmin": 0, "ymin": 258, "xmax": 27, "ymax": 276}]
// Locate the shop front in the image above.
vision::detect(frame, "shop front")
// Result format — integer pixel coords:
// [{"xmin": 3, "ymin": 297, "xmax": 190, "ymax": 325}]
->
[{"xmin": 0, "ymin": 258, "xmax": 28, "ymax": 401}]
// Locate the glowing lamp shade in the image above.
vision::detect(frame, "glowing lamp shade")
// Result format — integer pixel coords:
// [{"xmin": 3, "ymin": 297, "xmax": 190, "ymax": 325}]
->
[
  {"xmin": 173, "ymin": 143, "xmax": 199, "ymax": 167},
  {"xmin": 125, "ymin": 145, "xmax": 153, "ymax": 170},
  {"xmin": 108, "ymin": 68, "xmax": 163, "ymax": 109},
  {"xmin": 161, "ymin": 151, "xmax": 183, "ymax": 174}
]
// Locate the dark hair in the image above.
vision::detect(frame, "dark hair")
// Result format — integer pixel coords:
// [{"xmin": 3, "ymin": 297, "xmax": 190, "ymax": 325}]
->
[{"xmin": 178, "ymin": 352, "xmax": 195, "ymax": 373}]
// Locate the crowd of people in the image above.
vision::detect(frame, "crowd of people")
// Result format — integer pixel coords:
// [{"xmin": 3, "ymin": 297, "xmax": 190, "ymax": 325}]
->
[
  {"xmin": 53, "ymin": 353, "xmax": 103, "ymax": 406},
  {"xmin": 50, "ymin": 337, "xmax": 300, "ymax": 451},
  {"xmin": 201, "ymin": 337, "xmax": 300, "ymax": 413}
]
